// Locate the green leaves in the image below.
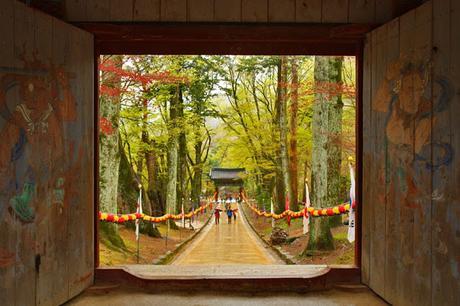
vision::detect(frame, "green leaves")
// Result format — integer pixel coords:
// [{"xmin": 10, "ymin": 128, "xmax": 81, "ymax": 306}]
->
[{"xmin": 101, "ymin": 55, "xmax": 356, "ymax": 210}]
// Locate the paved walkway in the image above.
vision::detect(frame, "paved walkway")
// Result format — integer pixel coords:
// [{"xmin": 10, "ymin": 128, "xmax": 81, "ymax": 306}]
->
[
  {"xmin": 69, "ymin": 287, "xmax": 387, "ymax": 306},
  {"xmin": 172, "ymin": 205, "xmax": 282, "ymax": 265}
]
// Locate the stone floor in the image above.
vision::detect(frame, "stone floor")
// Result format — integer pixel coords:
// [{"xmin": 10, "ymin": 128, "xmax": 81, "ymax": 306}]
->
[
  {"xmin": 67, "ymin": 286, "xmax": 388, "ymax": 306},
  {"xmin": 117, "ymin": 264, "xmax": 330, "ymax": 279}
]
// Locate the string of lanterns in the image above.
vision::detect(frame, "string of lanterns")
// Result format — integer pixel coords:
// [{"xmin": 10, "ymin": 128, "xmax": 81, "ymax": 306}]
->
[{"xmin": 99, "ymin": 202, "xmax": 210, "ymax": 224}]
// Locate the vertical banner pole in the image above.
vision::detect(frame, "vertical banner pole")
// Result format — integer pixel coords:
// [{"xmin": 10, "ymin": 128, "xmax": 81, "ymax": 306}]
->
[
  {"xmin": 271, "ymin": 198, "xmax": 275, "ymax": 228},
  {"xmin": 303, "ymin": 179, "xmax": 310, "ymax": 234},
  {"xmin": 136, "ymin": 184, "xmax": 143, "ymax": 263},
  {"xmin": 347, "ymin": 156, "xmax": 356, "ymax": 242}
]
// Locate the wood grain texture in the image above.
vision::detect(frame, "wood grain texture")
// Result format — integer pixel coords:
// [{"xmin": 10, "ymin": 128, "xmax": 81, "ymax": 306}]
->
[
  {"xmin": 35, "ymin": 11, "xmax": 70, "ymax": 306},
  {"xmin": 242, "ymin": 0, "xmax": 267, "ymax": 22},
  {"xmin": 85, "ymin": 0, "xmax": 110, "ymax": 21},
  {"xmin": 430, "ymin": 2, "xmax": 450, "ymax": 305},
  {"xmin": 432, "ymin": 0, "xmax": 460, "ymax": 305},
  {"xmin": 63, "ymin": 0, "xmax": 417, "ymax": 23},
  {"xmin": 375, "ymin": 0, "xmax": 393, "ymax": 23},
  {"xmin": 133, "ymin": 0, "xmax": 160, "ymax": 21},
  {"xmin": 295, "ymin": 0, "xmax": 321, "ymax": 22},
  {"xmin": 369, "ymin": 24, "xmax": 386, "ymax": 298},
  {"xmin": 188, "ymin": 0, "xmax": 214, "ymax": 22},
  {"xmin": 67, "ymin": 26, "xmax": 95, "ymax": 300},
  {"xmin": 12, "ymin": 4, "xmax": 37, "ymax": 305},
  {"xmin": 322, "ymin": 0, "xmax": 349, "ymax": 23},
  {"xmin": 161, "ymin": 0, "xmax": 187, "ymax": 21},
  {"xmin": 446, "ymin": 0, "xmax": 460, "ymax": 302},
  {"xmin": 0, "ymin": 1, "xmax": 16, "ymax": 305},
  {"xmin": 348, "ymin": 0, "xmax": 375, "ymax": 23},
  {"xmin": 363, "ymin": 2, "xmax": 460, "ymax": 305},
  {"xmin": 411, "ymin": 4, "xmax": 432, "ymax": 306},
  {"xmin": 214, "ymin": 0, "xmax": 241, "ymax": 22},
  {"xmin": 381, "ymin": 18, "xmax": 400, "ymax": 306},
  {"xmin": 110, "ymin": 0, "xmax": 134, "ymax": 21},
  {"xmin": 65, "ymin": 0, "xmax": 87, "ymax": 21},
  {"xmin": 0, "ymin": 2, "xmax": 94, "ymax": 305},
  {"xmin": 268, "ymin": 0, "xmax": 295, "ymax": 22},
  {"xmin": 361, "ymin": 32, "xmax": 371, "ymax": 286},
  {"xmin": 0, "ymin": 0, "xmax": 14, "ymax": 65},
  {"xmin": 396, "ymin": 10, "xmax": 416, "ymax": 305}
]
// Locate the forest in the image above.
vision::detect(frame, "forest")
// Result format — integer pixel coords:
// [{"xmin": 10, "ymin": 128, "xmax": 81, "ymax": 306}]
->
[{"xmin": 98, "ymin": 55, "xmax": 356, "ymax": 263}]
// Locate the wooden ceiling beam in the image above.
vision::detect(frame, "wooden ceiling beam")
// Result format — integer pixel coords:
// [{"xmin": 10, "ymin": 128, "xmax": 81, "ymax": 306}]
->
[{"xmin": 76, "ymin": 23, "xmax": 372, "ymax": 55}]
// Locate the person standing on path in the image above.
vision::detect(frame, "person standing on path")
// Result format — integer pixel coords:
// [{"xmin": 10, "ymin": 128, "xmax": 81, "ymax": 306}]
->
[
  {"xmin": 226, "ymin": 207, "xmax": 233, "ymax": 224},
  {"xmin": 225, "ymin": 197, "xmax": 232, "ymax": 224},
  {"xmin": 214, "ymin": 203, "xmax": 222, "ymax": 225},
  {"xmin": 230, "ymin": 196, "xmax": 238, "ymax": 221}
]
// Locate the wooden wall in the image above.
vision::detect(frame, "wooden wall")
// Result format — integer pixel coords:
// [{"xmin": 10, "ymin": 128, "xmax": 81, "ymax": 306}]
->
[
  {"xmin": 63, "ymin": 0, "xmax": 419, "ymax": 24},
  {"xmin": 0, "ymin": 1, "xmax": 94, "ymax": 305},
  {"xmin": 362, "ymin": 0, "xmax": 460, "ymax": 305}
]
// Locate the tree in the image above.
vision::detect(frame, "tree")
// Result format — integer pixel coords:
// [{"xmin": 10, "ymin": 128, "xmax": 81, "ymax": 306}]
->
[
  {"xmin": 277, "ymin": 56, "xmax": 294, "ymax": 212},
  {"xmin": 186, "ymin": 56, "xmax": 219, "ymax": 208},
  {"xmin": 176, "ymin": 85, "xmax": 188, "ymax": 212},
  {"xmin": 99, "ymin": 55, "xmax": 126, "ymax": 249},
  {"xmin": 165, "ymin": 84, "xmax": 180, "ymax": 225},
  {"xmin": 289, "ymin": 57, "xmax": 299, "ymax": 207},
  {"xmin": 305, "ymin": 56, "xmax": 344, "ymax": 253},
  {"xmin": 118, "ymin": 138, "xmax": 161, "ymax": 237}
]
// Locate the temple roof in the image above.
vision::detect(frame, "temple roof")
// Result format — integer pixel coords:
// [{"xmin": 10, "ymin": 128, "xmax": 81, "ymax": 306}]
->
[{"xmin": 209, "ymin": 168, "xmax": 246, "ymax": 185}]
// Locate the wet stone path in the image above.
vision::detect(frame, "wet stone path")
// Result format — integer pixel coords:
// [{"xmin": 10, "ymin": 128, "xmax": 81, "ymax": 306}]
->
[{"xmin": 172, "ymin": 205, "xmax": 282, "ymax": 265}]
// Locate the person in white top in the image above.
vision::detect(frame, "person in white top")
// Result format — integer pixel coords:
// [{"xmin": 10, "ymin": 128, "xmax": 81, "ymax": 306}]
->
[{"xmin": 230, "ymin": 196, "xmax": 238, "ymax": 221}]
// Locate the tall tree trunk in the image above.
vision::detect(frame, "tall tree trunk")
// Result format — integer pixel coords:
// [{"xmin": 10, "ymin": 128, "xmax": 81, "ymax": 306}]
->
[
  {"xmin": 119, "ymin": 139, "xmax": 161, "ymax": 237},
  {"xmin": 278, "ymin": 56, "xmax": 294, "ymax": 211},
  {"xmin": 166, "ymin": 85, "xmax": 180, "ymax": 229},
  {"xmin": 326, "ymin": 58, "xmax": 345, "ymax": 228},
  {"xmin": 191, "ymin": 139, "xmax": 202, "ymax": 208},
  {"xmin": 145, "ymin": 141, "xmax": 163, "ymax": 215},
  {"xmin": 99, "ymin": 55, "xmax": 125, "ymax": 249},
  {"xmin": 140, "ymin": 87, "xmax": 165, "ymax": 216},
  {"xmin": 305, "ymin": 56, "xmax": 344, "ymax": 254},
  {"xmin": 289, "ymin": 57, "xmax": 299, "ymax": 208},
  {"xmin": 273, "ymin": 58, "xmax": 284, "ymax": 213},
  {"xmin": 177, "ymin": 87, "xmax": 187, "ymax": 211}
]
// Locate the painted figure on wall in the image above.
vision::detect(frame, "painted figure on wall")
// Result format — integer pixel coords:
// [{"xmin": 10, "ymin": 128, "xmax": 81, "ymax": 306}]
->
[
  {"xmin": 372, "ymin": 54, "xmax": 454, "ymax": 209},
  {"xmin": 0, "ymin": 57, "xmax": 77, "ymax": 224}
]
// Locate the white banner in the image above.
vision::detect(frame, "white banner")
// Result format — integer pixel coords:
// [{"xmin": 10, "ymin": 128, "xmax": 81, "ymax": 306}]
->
[
  {"xmin": 303, "ymin": 182, "xmax": 310, "ymax": 234},
  {"xmin": 270, "ymin": 198, "xmax": 275, "ymax": 228},
  {"xmin": 347, "ymin": 161, "xmax": 356, "ymax": 243},
  {"xmin": 136, "ymin": 184, "xmax": 143, "ymax": 241},
  {"xmin": 181, "ymin": 203, "xmax": 185, "ymax": 227}
]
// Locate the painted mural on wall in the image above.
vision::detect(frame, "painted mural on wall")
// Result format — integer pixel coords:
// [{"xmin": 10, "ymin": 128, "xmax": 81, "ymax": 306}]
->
[
  {"xmin": 372, "ymin": 54, "xmax": 454, "ymax": 210},
  {"xmin": 0, "ymin": 56, "xmax": 78, "ymax": 227}
]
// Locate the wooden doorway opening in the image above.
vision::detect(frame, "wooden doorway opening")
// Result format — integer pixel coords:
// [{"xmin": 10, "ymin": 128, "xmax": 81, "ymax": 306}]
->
[{"xmin": 83, "ymin": 23, "xmax": 367, "ymax": 284}]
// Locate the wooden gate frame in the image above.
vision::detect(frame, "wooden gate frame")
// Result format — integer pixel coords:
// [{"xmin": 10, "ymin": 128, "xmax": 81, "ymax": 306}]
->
[{"xmin": 82, "ymin": 22, "xmax": 368, "ymax": 283}]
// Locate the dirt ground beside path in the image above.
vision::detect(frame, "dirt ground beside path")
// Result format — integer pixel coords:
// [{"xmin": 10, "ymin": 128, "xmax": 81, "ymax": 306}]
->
[
  {"xmin": 241, "ymin": 203, "xmax": 355, "ymax": 265},
  {"xmin": 99, "ymin": 214, "xmax": 209, "ymax": 266}
]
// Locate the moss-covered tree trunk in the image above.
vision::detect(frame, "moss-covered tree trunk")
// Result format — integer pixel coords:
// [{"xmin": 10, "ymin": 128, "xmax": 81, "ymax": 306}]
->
[
  {"xmin": 177, "ymin": 86, "xmax": 188, "ymax": 211},
  {"xmin": 289, "ymin": 57, "xmax": 299, "ymax": 208},
  {"xmin": 305, "ymin": 56, "xmax": 344, "ymax": 254},
  {"xmin": 277, "ymin": 56, "xmax": 294, "ymax": 211},
  {"xmin": 118, "ymin": 139, "xmax": 161, "ymax": 237},
  {"xmin": 145, "ymin": 141, "xmax": 163, "ymax": 215},
  {"xmin": 191, "ymin": 139, "xmax": 203, "ymax": 208},
  {"xmin": 99, "ymin": 55, "xmax": 125, "ymax": 249},
  {"xmin": 273, "ymin": 58, "xmax": 284, "ymax": 214},
  {"xmin": 166, "ymin": 86, "xmax": 179, "ymax": 229}
]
